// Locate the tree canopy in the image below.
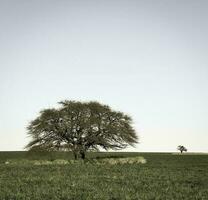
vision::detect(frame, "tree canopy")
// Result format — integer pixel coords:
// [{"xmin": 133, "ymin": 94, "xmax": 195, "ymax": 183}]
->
[
  {"xmin": 177, "ymin": 145, "xmax": 187, "ymax": 154},
  {"xmin": 26, "ymin": 100, "xmax": 138, "ymax": 159}
]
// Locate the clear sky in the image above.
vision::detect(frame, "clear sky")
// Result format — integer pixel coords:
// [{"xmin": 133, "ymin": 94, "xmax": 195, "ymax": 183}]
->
[{"xmin": 0, "ymin": 0, "xmax": 208, "ymax": 152}]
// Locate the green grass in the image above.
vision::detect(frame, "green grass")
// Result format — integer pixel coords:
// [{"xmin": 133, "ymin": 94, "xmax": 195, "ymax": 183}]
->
[{"xmin": 0, "ymin": 152, "xmax": 207, "ymax": 199}]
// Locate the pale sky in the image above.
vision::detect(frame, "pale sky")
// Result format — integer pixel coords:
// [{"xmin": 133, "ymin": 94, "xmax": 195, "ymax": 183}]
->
[{"xmin": 0, "ymin": 0, "xmax": 208, "ymax": 152}]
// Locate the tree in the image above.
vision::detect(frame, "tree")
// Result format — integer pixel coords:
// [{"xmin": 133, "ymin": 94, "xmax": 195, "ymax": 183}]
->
[
  {"xmin": 177, "ymin": 145, "xmax": 187, "ymax": 154},
  {"xmin": 26, "ymin": 100, "xmax": 138, "ymax": 159}
]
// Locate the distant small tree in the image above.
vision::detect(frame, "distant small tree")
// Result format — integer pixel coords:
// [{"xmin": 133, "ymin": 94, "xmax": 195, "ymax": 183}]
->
[
  {"xmin": 177, "ymin": 145, "xmax": 187, "ymax": 154},
  {"xmin": 26, "ymin": 100, "xmax": 138, "ymax": 159}
]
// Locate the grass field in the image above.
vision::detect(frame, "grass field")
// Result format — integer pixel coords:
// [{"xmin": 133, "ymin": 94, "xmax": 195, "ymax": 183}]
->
[{"xmin": 0, "ymin": 151, "xmax": 207, "ymax": 200}]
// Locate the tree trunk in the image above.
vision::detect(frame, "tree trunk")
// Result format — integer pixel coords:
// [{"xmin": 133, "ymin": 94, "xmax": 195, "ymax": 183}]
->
[
  {"xmin": 180, "ymin": 150, "xmax": 183, "ymax": 154},
  {"xmin": 80, "ymin": 151, "xmax": 85, "ymax": 160}
]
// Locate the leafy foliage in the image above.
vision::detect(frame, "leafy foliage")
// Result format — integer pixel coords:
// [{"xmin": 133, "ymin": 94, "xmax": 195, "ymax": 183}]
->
[
  {"xmin": 177, "ymin": 145, "xmax": 188, "ymax": 153},
  {"xmin": 26, "ymin": 101, "xmax": 138, "ymax": 159}
]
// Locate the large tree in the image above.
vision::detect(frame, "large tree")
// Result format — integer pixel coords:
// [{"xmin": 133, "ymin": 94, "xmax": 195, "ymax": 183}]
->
[{"xmin": 26, "ymin": 100, "xmax": 138, "ymax": 159}]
